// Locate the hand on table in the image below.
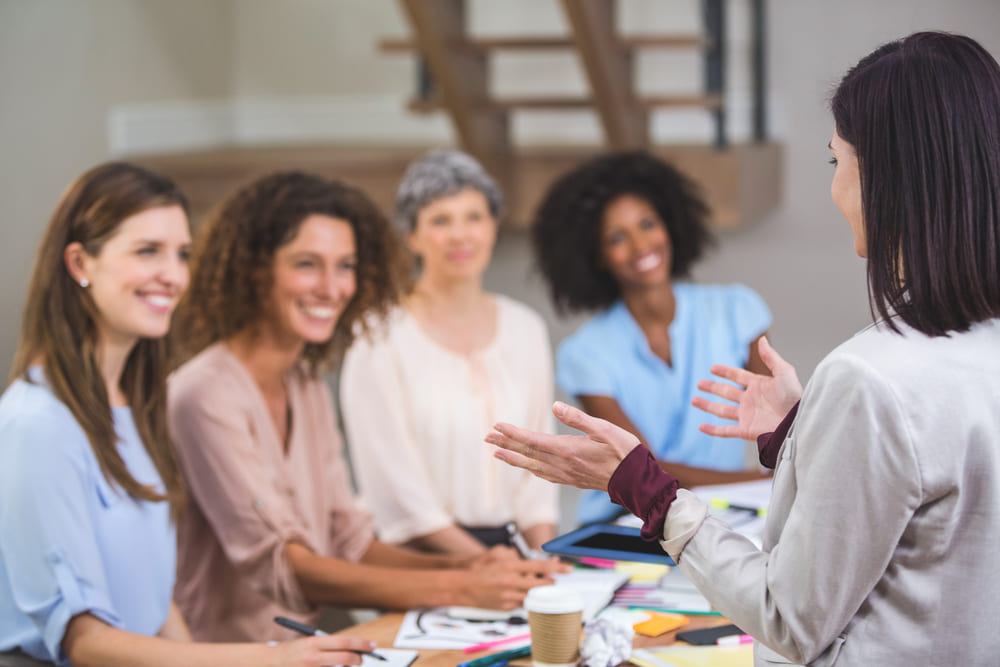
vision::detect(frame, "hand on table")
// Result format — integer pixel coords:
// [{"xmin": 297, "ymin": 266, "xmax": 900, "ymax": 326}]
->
[
  {"xmin": 271, "ymin": 635, "xmax": 376, "ymax": 666},
  {"xmin": 486, "ymin": 400, "xmax": 641, "ymax": 492},
  {"xmin": 462, "ymin": 555, "xmax": 570, "ymax": 609},
  {"xmin": 691, "ymin": 336, "xmax": 802, "ymax": 441}
]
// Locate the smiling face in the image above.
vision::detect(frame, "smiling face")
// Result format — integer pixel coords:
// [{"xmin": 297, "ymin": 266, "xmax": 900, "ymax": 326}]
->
[
  {"xmin": 70, "ymin": 204, "xmax": 191, "ymax": 349},
  {"xmin": 598, "ymin": 193, "xmax": 673, "ymax": 291},
  {"xmin": 267, "ymin": 214, "xmax": 357, "ymax": 346},
  {"xmin": 408, "ymin": 188, "xmax": 497, "ymax": 283},
  {"xmin": 829, "ymin": 128, "xmax": 867, "ymax": 258}
]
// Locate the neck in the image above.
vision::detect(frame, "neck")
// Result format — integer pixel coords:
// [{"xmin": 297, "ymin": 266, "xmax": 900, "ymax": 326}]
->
[
  {"xmin": 226, "ymin": 326, "xmax": 304, "ymax": 394},
  {"xmin": 621, "ymin": 282, "xmax": 676, "ymax": 325},
  {"xmin": 411, "ymin": 273, "xmax": 487, "ymax": 313},
  {"xmin": 95, "ymin": 334, "xmax": 138, "ymax": 407}
]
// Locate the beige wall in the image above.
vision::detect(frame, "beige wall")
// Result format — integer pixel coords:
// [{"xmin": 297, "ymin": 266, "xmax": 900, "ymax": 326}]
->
[
  {"xmin": 2, "ymin": 0, "xmax": 1000, "ymax": 381},
  {"xmin": 0, "ymin": 0, "xmax": 233, "ymax": 379}
]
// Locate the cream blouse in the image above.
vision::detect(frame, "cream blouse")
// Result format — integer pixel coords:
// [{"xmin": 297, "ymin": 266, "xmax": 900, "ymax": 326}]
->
[{"xmin": 340, "ymin": 295, "xmax": 559, "ymax": 544}]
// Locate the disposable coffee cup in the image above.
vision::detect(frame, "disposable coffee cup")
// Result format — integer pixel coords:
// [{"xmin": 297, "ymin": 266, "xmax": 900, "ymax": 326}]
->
[{"xmin": 524, "ymin": 586, "xmax": 584, "ymax": 667}]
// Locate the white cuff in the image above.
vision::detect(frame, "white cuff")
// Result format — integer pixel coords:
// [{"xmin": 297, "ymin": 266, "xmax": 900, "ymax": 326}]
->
[{"xmin": 658, "ymin": 489, "xmax": 708, "ymax": 562}]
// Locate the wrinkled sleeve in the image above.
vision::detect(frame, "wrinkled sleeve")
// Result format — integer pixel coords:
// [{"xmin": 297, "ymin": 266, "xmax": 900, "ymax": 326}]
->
[
  {"xmin": 339, "ymin": 333, "xmax": 453, "ymax": 544},
  {"xmin": 0, "ymin": 414, "xmax": 123, "ymax": 664},
  {"xmin": 512, "ymin": 314, "xmax": 560, "ymax": 529},
  {"xmin": 660, "ymin": 353, "xmax": 920, "ymax": 664},
  {"xmin": 167, "ymin": 373, "xmax": 316, "ymax": 614},
  {"xmin": 556, "ymin": 329, "xmax": 615, "ymax": 399}
]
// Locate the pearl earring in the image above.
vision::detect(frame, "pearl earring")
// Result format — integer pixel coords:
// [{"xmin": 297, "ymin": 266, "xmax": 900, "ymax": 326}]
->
[{"xmin": 79, "ymin": 279, "xmax": 89, "ymax": 288}]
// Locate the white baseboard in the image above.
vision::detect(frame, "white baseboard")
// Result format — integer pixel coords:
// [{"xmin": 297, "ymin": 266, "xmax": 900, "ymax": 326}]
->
[{"xmin": 108, "ymin": 92, "xmax": 783, "ymax": 156}]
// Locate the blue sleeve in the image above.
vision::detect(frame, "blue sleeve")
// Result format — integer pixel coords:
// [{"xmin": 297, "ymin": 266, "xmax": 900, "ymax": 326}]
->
[
  {"xmin": 726, "ymin": 284, "xmax": 772, "ymax": 350},
  {"xmin": 555, "ymin": 327, "xmax": 617, "ymax": 399},
  {"xmin": 0, "ymin": 406, "xmax": 123, "ymax": 663}
]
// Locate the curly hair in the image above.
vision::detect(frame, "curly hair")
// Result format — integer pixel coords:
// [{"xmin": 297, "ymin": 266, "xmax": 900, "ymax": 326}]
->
[
  {"xmin": 394, "ymin": 149, "xmax": 504, "ymax": 234},
  {"xmin": 173, "ymin": 171, "xmax": 410, "ymax": 372},
  {"xmin": 532, "ymin": 151, "xmax": 713, "ymax": 314}
]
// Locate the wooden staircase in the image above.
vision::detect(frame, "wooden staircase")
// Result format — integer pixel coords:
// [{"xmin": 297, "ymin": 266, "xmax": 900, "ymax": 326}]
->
[{"xmin": 136, "ymin": 0, "xmax": 780, "ymax": 230}]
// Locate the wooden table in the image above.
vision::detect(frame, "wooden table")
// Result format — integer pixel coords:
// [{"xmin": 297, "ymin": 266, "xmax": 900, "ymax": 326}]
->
[{"xmin": 333, "ymin": 612, "xmax": 732, "ymax": 666}]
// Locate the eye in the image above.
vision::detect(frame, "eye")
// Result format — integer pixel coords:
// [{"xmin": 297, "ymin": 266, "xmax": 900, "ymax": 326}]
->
[
  {"xmin": 604, "ymin": 232, "xmax": 625, "ymax": 246},
  {"xmin": 639, "ymin": 217, "xmax": 659, "ymax": 230},
  {"xmin": 339, "ymin": 259, "xmax": 357, "ymax": 272},
  {"xmin": 295, "ymin": 258, "xmax": 317, "ymax": 269},
  {"xmin": 178, "ymin": 248, "xmax": 191, "ymax": 262},
  {"xmin": 828, "ymin": 157, "xmax": 838, "ymax": 166}
]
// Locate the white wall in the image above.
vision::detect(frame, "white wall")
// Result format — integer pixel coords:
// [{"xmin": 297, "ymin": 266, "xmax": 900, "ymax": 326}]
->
[
  {"xmin": 2, "ymin": 0, "xmax": 1000, "ymax": 382},
  {"xmin": 0, "ymin": 0, "xmax": 233, "ymax": 379}
]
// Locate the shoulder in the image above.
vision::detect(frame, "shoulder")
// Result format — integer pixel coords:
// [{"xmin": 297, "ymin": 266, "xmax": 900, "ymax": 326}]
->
[
  {"xmin": 169, "ymin": 343, "xmax": 244, "ymax": 400},
  {"xmin": 0, "ymin": 379, "xmax": 93, "ymax": 481},
  {"xmin": 495, "ymin": 294, "xmax": 548, "ymax": 337},
  {"xmin": 676, "ymin": 282, "xmax": 767, "ymax": 311}
]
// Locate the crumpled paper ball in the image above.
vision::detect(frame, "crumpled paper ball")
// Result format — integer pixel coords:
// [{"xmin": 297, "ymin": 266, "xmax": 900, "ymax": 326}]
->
[{"xmin": 580, "ymin": 616, "xmax": 635, "ymax": 667}]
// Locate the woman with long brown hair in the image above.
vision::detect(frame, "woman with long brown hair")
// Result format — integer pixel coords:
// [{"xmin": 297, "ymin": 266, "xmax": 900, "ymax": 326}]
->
[{"xmin": 0, "ymin": 162, "xmax": 376, "ymax": 666}]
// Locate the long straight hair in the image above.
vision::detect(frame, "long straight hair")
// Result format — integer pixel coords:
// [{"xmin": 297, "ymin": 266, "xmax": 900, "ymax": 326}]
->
[
  {"xmin": 832, "ymin": 32, "xmax": 1000, "ymax": 335},
  {"xmin": 10, "ymin": 162, "xmax": 188, "ymax": 510}
]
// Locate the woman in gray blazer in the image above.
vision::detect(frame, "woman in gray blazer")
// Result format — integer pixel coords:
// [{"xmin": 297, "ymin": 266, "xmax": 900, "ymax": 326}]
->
[{"xmin": 486, "ymin": 31, "xmax": 1000, "ymax": 667}]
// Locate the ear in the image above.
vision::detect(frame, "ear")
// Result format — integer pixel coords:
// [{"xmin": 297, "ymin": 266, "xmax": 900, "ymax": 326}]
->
[{"xmin": 63, "ymin": 242, "xmax": 90, "ymax": 286}]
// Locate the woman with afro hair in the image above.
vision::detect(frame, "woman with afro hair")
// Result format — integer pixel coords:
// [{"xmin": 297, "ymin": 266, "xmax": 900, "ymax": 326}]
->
[{"xmin": 532, "ymin": 151, "xmax": 775, "ymax": 525}]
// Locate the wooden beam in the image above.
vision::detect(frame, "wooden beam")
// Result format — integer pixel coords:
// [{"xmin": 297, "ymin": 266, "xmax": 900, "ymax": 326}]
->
[
  {"xmin": 396, "ymin": 0, "xmax": 511, "ymax": 183},
  {"xmin": 559, "ymin": 0, "xmax": 647, "ymax": 148}
]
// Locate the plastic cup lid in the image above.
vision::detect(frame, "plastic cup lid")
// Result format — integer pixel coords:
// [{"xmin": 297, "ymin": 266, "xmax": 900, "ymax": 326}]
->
[{"xmin": 524, "ymin": 586, "xmax": 584, "ymax": 614}]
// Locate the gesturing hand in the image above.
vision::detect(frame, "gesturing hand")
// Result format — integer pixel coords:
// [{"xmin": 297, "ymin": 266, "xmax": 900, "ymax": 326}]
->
[
  {"xmin": 486, "ymin": 401, "xmax": 641, "ymax": 492},
  {"xmin": 691, "ymin": 336, "xmax": 802, "ymax": 441}
]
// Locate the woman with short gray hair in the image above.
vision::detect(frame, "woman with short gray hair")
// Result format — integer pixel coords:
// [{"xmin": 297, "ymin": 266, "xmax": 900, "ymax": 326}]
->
[{"xmin": 341, "ymin": 149, "xmax": 560, "ymax": 558}]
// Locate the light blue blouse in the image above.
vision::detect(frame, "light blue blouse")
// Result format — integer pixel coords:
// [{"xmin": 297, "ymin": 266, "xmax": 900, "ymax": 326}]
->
[
  {"xmin": 557, "ymin": 283, "xmax": 772, "ymax": 524},
  {"xmin": 0, "ymin": 372, "xmax": 175, "ymax": 664}
]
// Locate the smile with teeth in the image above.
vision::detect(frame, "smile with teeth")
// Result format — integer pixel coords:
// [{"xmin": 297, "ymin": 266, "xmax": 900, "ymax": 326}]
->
[
  {"xmin": 300, "ymin": 303, "xmax": 336, "ymax": 320},
  {"xmin": 634, "ymin": 252, "xmax": 663, "ymax": 272},
  {"xmin": 140, "ymin": 293, "xmax": 174, "ymax": 310}
]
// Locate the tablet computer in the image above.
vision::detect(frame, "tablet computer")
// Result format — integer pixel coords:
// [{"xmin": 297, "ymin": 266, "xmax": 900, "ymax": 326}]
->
[{"xmin": 541, "ymin": 523, "xmax": 676, "ymax": 566}]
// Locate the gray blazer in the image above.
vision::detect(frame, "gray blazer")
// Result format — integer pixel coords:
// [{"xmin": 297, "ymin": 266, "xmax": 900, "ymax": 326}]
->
[{"xmin": 659, "ymin": 318, "xmax": 1000, "ymax": 666}]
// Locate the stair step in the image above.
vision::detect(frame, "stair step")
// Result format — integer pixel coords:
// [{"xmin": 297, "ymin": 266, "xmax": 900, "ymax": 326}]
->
[
  {"xmin": 407, "ymin": 93, "xmax": 721, "ymax": 113},
  {"xmin": 380, "ymin": 34, "xmax": 704, "ymax": 53}
]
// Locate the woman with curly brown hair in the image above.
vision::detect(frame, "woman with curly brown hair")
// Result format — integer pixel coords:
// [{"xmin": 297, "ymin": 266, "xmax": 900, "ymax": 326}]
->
[
  {"xmin": 167, "ymin": 171, "xmax": 564, "ymax": 643},
  {"xmin": 0, "ymin": 163, "xmax": 376, "ymax": 666},
  {"xmin": 532, "ymin": 151, "xmax": 774, "ymax": 525}
]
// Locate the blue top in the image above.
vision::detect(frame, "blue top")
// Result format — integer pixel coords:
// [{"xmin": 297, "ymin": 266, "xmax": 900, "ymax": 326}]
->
[
  {"xmin": 0, "ymin": 371, "xmax": 175, "ymax": 664},
  {"xmin": 557, "ymin": 283, "xmax": 772, "ymax": 524}
]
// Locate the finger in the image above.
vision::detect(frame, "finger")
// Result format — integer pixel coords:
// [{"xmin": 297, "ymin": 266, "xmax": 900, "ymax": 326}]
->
[
  {"xmin": 552, "ymin": 402, "xmax": 640, "ymax": 452},
  {"xmin": 758, "ymin": 336, "xmax": 790, "ymax": 374},
  {"xmin": 315, "ymin": 636, "xmax": 378, "ymax": 653},
  {"xmin": 698, "ymin": 422, "xmax": 746, "ymax": 439},
  {"xmin": 321, "ymin": 652, "xmax": 362, "ymax": 666},
  {"xmin": 695, "ymin": 379, "xmax": 744, "ymax": 403},
  {"xmin": 690, "ymin": 396, "xmax": 739, "ymax": 421},
  {"xmin": 491, "ymin": 448, "xmax": 565, "ymax": 485},
  {"xmin": 707, "ymin": 363, "xmax": 756, "ymax": 387}
]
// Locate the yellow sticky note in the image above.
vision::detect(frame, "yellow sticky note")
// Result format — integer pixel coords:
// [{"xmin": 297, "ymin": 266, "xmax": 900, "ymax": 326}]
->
[
  {"xmin": 633, "ymin": 612, "xmax": 689, "ymax": 636},
  {"xmin": 615, "ymin": 561, "xmax": 672, "ymax": 582}
]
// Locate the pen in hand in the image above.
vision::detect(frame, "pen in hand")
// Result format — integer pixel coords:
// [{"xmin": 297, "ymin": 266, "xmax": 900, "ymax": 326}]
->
[{"xmin": 273, "ymin": 616, "xmax": 387, "ymax": 661}]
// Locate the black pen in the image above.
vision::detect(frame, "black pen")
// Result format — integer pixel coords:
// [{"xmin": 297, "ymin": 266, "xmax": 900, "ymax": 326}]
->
[{"xmin": 273, "ymin": 616, "xmax": 387, "ymax": 661}]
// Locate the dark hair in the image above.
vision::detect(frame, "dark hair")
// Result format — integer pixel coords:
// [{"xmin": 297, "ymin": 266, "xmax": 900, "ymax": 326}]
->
[
  {"xmin": 832, "ymin": 31, "xmax": 1000, "ymax": 336},
  {"xmin": 531, "ymin": 151, "xmax": 713, "ymax": 313},
  {"xmin": 10, "ymin": 161, "xmax": 188, "ymax": 510},
  {"xmin": 173, "ymin": 171, "xmax": 409, "ymax": 371}
]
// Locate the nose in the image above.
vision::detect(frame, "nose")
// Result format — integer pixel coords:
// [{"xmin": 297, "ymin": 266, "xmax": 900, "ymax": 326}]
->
[
  {"xmin": 320, "ymin": 268, "xmax": 355, "ymax": 302},
  {"xmin": 161, "ymin": 254, "xmax": 190, "ymax": 291}
]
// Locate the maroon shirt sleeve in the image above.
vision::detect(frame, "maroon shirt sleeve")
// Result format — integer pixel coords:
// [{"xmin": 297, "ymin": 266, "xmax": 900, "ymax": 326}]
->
[
  {"xmin": 755, "ymin": 401, "xmax": 800, "ymax": 469},
  {"xmin": 607, "ymin": 445, "xmax": 679, "ymax": 541}
]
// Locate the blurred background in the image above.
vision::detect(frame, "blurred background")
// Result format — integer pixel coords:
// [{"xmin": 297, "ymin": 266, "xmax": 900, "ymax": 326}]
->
[{"xmin": 2, "ymin": 0, "xmax": 998, "ymax": 401}]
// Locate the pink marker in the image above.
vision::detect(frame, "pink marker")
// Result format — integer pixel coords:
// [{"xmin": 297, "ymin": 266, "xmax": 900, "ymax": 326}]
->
[{"xmin": 717, "ymin": 634, "xmax": 754, "ymax": 647}]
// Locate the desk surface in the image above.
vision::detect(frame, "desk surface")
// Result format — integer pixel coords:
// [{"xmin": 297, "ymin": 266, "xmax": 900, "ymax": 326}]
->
[{"xmin": 334, "ymin": 612, "xmax": 731, "ymax": 667}]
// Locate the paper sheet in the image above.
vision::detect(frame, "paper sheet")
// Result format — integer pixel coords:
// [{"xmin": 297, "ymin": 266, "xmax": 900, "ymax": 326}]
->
[{"xmin": 630, "ymin": 644, "xmax": 753, "ymax": 667}]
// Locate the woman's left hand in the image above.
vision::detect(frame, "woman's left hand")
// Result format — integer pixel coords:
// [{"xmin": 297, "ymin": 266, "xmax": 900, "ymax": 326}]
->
[{"xmin": 486, "ymin": 401, "xmax": 641, "ymax": 491}]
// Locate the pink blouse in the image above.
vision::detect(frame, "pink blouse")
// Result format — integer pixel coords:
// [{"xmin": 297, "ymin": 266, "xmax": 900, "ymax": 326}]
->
[{"xmin": 168, "ymin": 343, "xmax": 374, "ymax": 641}]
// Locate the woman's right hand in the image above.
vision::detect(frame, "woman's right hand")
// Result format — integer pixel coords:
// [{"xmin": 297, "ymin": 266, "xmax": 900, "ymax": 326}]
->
[
  {"xmin": 691, "ymin": 336, "xmax": 802, "ymax": 441},
  {"xmin": 271, "ymin": 635, "xmax": 378, "ymax": 667}
]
